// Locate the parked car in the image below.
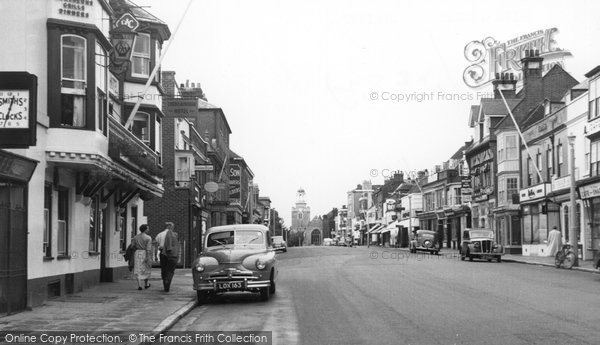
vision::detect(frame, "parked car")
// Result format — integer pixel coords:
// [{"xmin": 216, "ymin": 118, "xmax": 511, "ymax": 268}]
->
[
  {"xmin": 323, "ymin": 238, "xmax": 334, "ymax": 246},
  {"xmin": 409, "ymin": 230, "xmax": 440, "ymax": 255},
  {"xmin": 192, "ymin": 224, "xmax": 278, "ymax": 304},
  {"xmin": 272, "ymin": 235, "xmax": 287, "ymax": 252},
  {"xmin": 460, "ymin": 228, "xmax": 503, "ymax": 262}
]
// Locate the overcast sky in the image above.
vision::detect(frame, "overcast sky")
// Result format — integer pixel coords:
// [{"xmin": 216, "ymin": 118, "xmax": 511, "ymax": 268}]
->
[{"xmin": 134, "ymin": 0, "xmax": 600, "ymax": 226}]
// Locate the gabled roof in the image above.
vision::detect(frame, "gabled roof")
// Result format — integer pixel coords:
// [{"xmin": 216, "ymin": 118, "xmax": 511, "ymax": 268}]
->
[
  {"xmin": 450, "ymin": 141, "xmax": 472, "ymax": 160},
  {"xmin": 480, "ymin": 98, "xmax": 521, "ymax": 117}
]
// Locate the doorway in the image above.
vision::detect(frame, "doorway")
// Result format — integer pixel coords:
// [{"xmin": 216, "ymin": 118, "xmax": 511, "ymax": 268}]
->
[{"xmin": 0, "ymin": 183, "xmax": 27, "ymax": 314}]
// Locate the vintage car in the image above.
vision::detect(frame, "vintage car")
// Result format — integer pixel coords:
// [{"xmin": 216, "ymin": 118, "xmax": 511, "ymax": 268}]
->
[
  {"xmin": 409, "ymin": 230, "xmax": 440, "ymax": 255},
  {"xmin": 192, "ymin": 224, "xmax": 278, "ymax": 304},
  {"xmin": 460, "ymin": 229, "xmax": 503, "ymax": 262},
  {"xmin": 271, "ymin": 235, "xmax": 287, "ymax": 252}
]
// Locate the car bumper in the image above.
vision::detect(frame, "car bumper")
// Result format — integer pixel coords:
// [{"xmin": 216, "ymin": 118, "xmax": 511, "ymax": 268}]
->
[
  {"xmin": 470, "ymin": 253, "xmax": 502, "ymax": 258},
  {"xmin": 194, "ymin": 278, "xmax": 271, "ymax": 291}
]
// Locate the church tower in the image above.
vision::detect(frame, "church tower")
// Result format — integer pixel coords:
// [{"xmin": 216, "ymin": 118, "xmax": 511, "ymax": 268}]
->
[{"xmin": 291, "ymin": 187, "xmax": 310, "ymax": 231}]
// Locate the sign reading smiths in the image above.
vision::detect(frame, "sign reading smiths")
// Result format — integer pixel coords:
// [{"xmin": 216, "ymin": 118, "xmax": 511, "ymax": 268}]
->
[{"xmin": 463, "ymin": 28, "xmax": 572, "ymax": 88}]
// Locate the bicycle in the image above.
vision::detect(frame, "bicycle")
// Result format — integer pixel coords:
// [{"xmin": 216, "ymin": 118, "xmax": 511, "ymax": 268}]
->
[{"xmin": 555, "ymin": 244, "xmax": 576, "ymax": 269}]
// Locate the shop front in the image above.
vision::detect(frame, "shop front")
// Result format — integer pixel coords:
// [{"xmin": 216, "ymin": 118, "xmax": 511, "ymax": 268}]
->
[
  {"xmin": 0, "ymin": 150, "xmax": 38, "ymax": 315},
  {"xmin": 578, "ymin": 180, "xmax": 600, "ymax": 261},
  {"xmin": 519, "ymin": 183, "xmax": 560, "ymax": 256}
]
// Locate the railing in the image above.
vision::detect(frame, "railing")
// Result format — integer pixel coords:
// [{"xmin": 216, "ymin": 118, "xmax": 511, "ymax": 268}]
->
[{"xmin": 108, "ymin": 117, "xmax": 164, "ymax": 179}]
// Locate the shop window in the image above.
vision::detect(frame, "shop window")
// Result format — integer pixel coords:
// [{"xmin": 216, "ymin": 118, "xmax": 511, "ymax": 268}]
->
[
  {"xmin": 132, "ymin": 112, "xmax": 150, "ymax": 145},
  {"xmin": 57, "ymin": 188, "xmax": 69, "ymax": 256},
  {"xmin": 61, "ymin": 35, "xmax": 87, "ymax": 127},
  {"xmin": 131, "ymin": 33, "xmax": 150, "ymax": 78},
  {"xmin": 43, "ymin": 185, "xmax": 52, "ymax": 257}
]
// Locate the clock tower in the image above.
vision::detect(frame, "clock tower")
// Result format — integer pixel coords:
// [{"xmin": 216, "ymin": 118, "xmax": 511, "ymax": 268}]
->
[{"xmin": 291, "ymin": 187, "xmax": 310, "ymax": 232}]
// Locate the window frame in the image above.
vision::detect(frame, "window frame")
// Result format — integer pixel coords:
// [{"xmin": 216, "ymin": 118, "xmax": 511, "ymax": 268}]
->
[
  {"xmin": 57, "ymin": 188, "xmax": 69, "ymax": 257},
  {"xmin": 43, "ymin": 185, "xmax": 53, "ymax": 258},
  {"xmin": 131, "ymin": 33, "xmax": 151, "ymax": 78},
  {"xmin": 60, "ymin": 34, "xmax": 87, "ymax": 128}
]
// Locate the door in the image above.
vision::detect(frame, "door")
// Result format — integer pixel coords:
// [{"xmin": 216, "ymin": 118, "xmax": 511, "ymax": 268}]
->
[{"xmin": 0, "ymin": 183, "xmax": 27, "ymax": 314}]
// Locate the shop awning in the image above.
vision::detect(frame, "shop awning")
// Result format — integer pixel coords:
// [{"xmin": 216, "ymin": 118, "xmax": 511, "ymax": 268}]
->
[{"xmin": 369, "ymin": 224, "xmax": 384, "ymax": 233}]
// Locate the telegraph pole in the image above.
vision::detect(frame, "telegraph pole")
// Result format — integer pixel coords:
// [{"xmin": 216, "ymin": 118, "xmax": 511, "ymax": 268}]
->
[{"xmin": 568, "ymin": 135, "xmax": 579, "ymax": 266}]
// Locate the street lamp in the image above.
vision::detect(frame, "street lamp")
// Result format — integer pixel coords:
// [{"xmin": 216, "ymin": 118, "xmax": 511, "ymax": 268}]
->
[{"xmin": 568, "ymin": 134, "xmax": 579, "ymax": 266}]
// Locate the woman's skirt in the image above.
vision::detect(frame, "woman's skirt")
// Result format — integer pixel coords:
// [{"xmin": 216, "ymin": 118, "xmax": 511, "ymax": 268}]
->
[{"xmin": 134, "ymin": 249, "xmax": 151, "ymax": 280}]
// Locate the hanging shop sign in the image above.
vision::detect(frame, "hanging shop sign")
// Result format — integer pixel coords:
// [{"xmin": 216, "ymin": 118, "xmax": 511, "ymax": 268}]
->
[{"xmin": 0, "ymin": 72, "xmax": 37, "ymax": 148}]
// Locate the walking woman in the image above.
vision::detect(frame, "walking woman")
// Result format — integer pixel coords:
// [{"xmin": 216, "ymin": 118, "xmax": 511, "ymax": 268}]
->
[{"xmin": 132, "ymin": 224, "xmax": 153, "ymax": 290}]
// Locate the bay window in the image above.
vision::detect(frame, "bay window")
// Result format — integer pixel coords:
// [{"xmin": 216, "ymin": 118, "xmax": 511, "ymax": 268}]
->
[
  {"xmin": 131, "ymin": 33, "xmax": 151, "ymax": 78},
  {"xmin": 132, "ymin": 112, "xmax": 150, "ymax": 145},
  {"xmin": 61, "ymin": 35, "xmax": 86, "ymax": 127}
]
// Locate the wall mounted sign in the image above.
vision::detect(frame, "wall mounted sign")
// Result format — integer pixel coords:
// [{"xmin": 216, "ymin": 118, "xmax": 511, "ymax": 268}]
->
[
  {"xmin": 579, "ymin": 182, "xmax": 600, "ymax": 199},
  {"xmin": 519, "ymin": 183, "xmax": 551, "ymax": 202},
  {"xmin": 0, "ymin": 72, "xmax": 37, "ymax": 148},
  {"xmin": 229, "ymin": 164, "xmax": 241, "ymax": 205}
]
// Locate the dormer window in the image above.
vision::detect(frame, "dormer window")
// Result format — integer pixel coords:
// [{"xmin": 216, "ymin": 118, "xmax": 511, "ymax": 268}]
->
[
  {"xmin": 131, "ymin": 33, "xmax": 151, "ymax": 78},
  {"xmin": 544, "ymin": 101, "xmax": 551, "ymax": 115}
]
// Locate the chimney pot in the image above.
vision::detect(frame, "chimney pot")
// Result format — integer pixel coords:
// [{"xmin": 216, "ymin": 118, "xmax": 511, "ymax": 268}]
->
[
  {"xmin": 180, "ymin": 83, "xmax": 185, "ymax": 88},
  {"xmin": 495, "ymin": 73, "xmax": 500, "ymax": 80},
  {"xmin": 535, "ymin": 49, "xmax": 540, "ymax": 57},
  {"xmin": 186, "ymin": 80, "xmax": 189, "ymax": 88},
  {"xmin": 191, "ymin": 82, "xmax": 195, "ymax": 88}
]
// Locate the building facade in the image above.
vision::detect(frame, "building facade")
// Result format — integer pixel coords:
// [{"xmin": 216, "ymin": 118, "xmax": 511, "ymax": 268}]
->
[{"xmin": 0, "ymin": 0, "xmax": 170, "ymax": 313}]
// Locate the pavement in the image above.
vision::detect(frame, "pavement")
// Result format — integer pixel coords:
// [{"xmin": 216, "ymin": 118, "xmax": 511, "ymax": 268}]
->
[
  {"xmin": 0, "ymin": 268, "xmax": 197, "ymax": 345},
  {"xmin": 0, "ymin": 249, "xmax": 597, "ymax": 344}
]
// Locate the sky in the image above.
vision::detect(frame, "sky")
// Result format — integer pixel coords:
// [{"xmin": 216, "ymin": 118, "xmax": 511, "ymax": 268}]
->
[{"xmin": 133, "ymin": 0, "xmax": 600, "ymax": 226}]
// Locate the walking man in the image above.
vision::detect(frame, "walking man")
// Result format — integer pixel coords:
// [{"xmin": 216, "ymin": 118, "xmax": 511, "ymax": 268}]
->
[{"xmin": 162, "ymin": 222, "xmax": 179, "ymax": 292}]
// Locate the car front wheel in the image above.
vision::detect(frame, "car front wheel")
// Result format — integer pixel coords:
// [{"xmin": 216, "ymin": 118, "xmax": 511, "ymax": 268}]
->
[
  {"xmin": 260, "ymin": 286, "xmax": 270, "ymax": 301},
  {"xmin": 496, "ymin": 256, "xmax": 502, "ymax": 263}
]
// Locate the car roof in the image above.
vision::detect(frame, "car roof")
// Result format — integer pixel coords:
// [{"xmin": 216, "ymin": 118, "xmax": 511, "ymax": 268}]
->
[{"xmin": 206, "ymin": 224, "xmax": 269, "ymax": 234}]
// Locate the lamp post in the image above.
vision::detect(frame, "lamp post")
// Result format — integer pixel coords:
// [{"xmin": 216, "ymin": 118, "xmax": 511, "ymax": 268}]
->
[{"xmin": 568, "ymin": 134, "xmax": 579, "ymax": 266}]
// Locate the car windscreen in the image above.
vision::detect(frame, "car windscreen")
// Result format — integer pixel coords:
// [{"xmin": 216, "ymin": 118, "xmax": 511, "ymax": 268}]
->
[
  {"xmin": 272, "ymin": 237, "xmax": 283, "ymax": 244},
  {"xmin": 206, "ymin": 230, "xmax": 265, "ymax": 247}
]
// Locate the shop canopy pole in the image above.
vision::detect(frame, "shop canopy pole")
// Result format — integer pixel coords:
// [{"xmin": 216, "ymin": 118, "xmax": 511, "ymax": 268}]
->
[
  {"xmin": 124, "ymin": 0, "xmax": 194, "ymax": 129},
  {"xmin": 498, "ymin": 89, "xmax": 544, "ymax": 182}
]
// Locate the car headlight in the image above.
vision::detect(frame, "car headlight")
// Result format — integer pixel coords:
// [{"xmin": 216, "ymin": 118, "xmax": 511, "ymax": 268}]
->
[
  {"xmin": 256, "ymin": 260, "xmax": 267, "ymax": 270},
  {"xmin": 473, "ymin": 242, "xmax": 481, "ymax": 248},
  {"xmin": 493, "ymin": 242, "xmax": 498, "ymax": 248},
  {"xmin": 195, "ymin": 263, "xmax": 205, "ymax": 272}
]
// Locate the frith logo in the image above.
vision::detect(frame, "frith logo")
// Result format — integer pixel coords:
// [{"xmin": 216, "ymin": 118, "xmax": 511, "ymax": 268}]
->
[{"xmin": 463, "ymin": 28, "xmax": 572, "ymax": 88}]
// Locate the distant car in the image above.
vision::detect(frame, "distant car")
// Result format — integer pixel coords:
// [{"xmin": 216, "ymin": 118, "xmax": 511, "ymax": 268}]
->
[
  {"xmin": 192, "ymin": 224, "xmax": 278, "ymax": 304},
  {"xmin": 323, "ymin": 238, "xmax": 334, "ymax": 246},
  {"xmin": 272, "ymin": 235, "xmax": 287, "ymax": 252},
  {"xmin": 460, "ymin": 228, "xmax": 503, "ymax": 262},
  {"xmin": 409, "ymin": 230, "xmax": 440, "ymax": 255}
]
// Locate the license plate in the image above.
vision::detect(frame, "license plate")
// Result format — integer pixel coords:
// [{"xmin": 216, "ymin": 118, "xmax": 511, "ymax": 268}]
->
[{"xmin": 216, "ymin": 281, "xmax": 243, "ymax": 290}]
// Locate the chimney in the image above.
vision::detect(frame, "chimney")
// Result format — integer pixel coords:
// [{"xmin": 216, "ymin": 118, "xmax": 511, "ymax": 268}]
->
[
  {"xmin": 161, "ymin": 71, "xmax": 177, "ymax": 97},
  {"xmin": 185, "ymin": 79, "xmax": 189, "ymax": 88},
  {"xmin": 521, "ymin": 49, "xmax": 544, "ymax": 102},
  {"xmin": 492, "ymin": 72, "xmax": 517, "ymax": 99}
]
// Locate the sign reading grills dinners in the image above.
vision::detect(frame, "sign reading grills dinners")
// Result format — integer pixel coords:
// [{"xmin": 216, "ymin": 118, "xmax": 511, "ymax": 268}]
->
[{"xmin": 463, "ymin": 28, "xmax": 572, "ymax": 88}]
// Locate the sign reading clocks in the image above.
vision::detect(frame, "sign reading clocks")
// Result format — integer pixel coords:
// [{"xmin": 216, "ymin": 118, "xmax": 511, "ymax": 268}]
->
[
  {"xmin": 0, "ymin": 90, "xmax": 29, "ymax": 128},
  {"xmin": 0, "ymin": 72, "xmax": 37, "ymax": 148}
]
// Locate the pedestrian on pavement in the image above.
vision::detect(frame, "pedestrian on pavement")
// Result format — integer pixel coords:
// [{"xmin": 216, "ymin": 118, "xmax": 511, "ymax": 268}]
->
[
  {"xmin": 547, "ymin": 226, "xmax": 562, "ymax": 256},
  {"xmin": 132, "ymin": 224, "xmax": 153, "ymax": 290},
  {"xmin": 162, "ymin": 222, "xmax": 179, "ymax": 292},
  {"xmin": 155, "ymin": 222, "xmax": 171, "ymax": 289}
]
